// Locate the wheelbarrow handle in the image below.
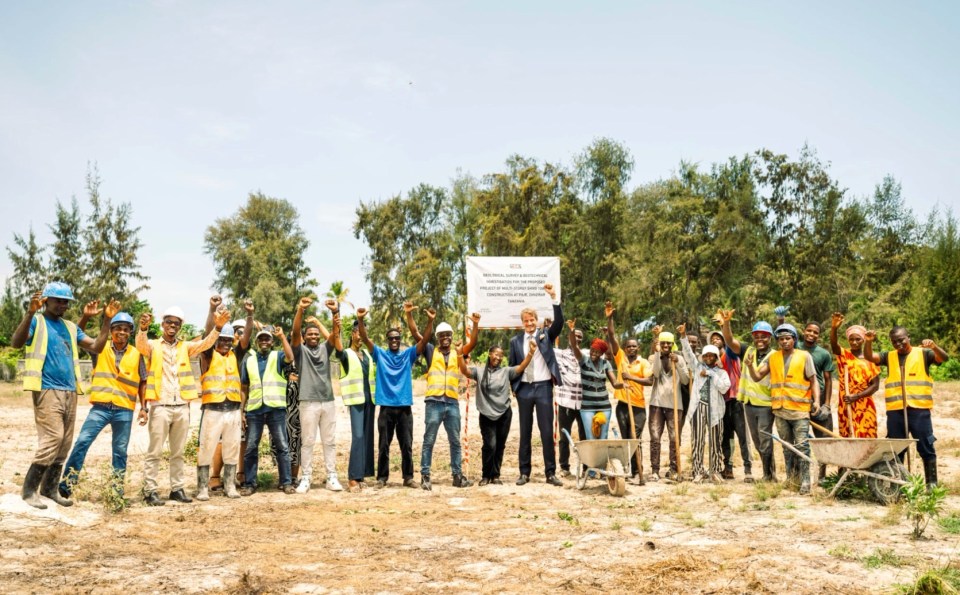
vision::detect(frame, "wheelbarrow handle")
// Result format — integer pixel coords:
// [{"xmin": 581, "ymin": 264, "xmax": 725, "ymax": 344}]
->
[
  {"xmin": 759, "ymin": 430, "xmax": 814, "ymax": 464},
  {"xmin": 561, "ymin": 428, "xmax": 577, "ymax": 451}
]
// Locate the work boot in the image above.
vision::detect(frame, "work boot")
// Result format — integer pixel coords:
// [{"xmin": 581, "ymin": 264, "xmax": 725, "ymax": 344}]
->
[
  {"xmin": 196, "ymin": 466, "xmax": 210, "ymax": 501},
  {"xmin": 21, "ymin": 463, "xmax": 48, "ymax": 510},
  {"xmin": 924, "ymin": 458, "xmax": 939, "ymax": 490},
  {"xmin": 169, "ymin": 489, "xmax": 193, "ymax": 503},
  {"xmin": 421, "ymin": 474, "xmax": 432, "ymax": 491},
  {"xmin": 818, "ymin": 464, "xmax": 828, "ymax": 483},
  {"xmin": 40, "ymin": 462, "xmax": 73, "ymax": 507},
  {"xmin": 798, "ymin": 462, "xmax": 811, "ymax": 495},
  {"xmin": 143, "ymin": 491, "xmax": 165, "ymax": 506},
  {"xmin": 223, "ymin": 465, "xmax": 240, "ymax": 499},
  {"xmin": 453, "ymin": 474, "xmax": 473, "ymax": 488}
]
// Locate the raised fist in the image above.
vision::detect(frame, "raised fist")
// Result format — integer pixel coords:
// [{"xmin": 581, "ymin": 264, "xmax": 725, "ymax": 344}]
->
[
  {"xmin": 273, "ymin": 326, "xmax": 284, "ymax": 338},
  {"xmin": 425, "ymin": 308, "xmax": 437, "ymax": 320},
  {"xmin": 324, "ymin": 299, "xmax": 338, "ymax": 312},
  {"xmin": 356, "ymin": 308, "xmax": 368, "ymax": 320},
  {"xmin": 139, "ymin": 313, "xmax": 153, "ymax": 331},
  {"xmin": 244, "ymin": 299, "xmax": 255, "ymax": 314},
  {"xmin": 604, "ymin": 301, "xmax": 615, "ymax": 319},
  {"xmin": 676, "ymin": 323, "xmax": 686, "ymax": 336},
  {"xmin": 298, "ymin": 297, "xmax": 313, "ymax": 311},
  {"xmin": 864, "ymin": 330, "xmax": 877, "ymax": 342},
  {"xmin": 468, "ymin": 312, "xmax": 481, "ymax": 325},
  {"xmin": 544, "ymin": 284, "xmax": 557, "ymax": 300},
  {"xmin": 402, "ymin": 301, "xmax": 418, "ymax": 314},
  {"xmin": 921, "ymin": 339, "xmax": 935, "ymax": 349},
  {"xmin": 209, "ymin": 295, "xmax": 223, "ymax": 311}
]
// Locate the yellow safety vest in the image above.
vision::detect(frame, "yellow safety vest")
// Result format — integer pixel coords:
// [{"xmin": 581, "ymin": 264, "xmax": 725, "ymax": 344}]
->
[
  {"xmin": 201, "ymin": 350, "xmax": 241, "ymax": 405},
  {"xmin": 23, "ymin": 314, "xmax": 83, "ymax": 394},
  {"xmin": 245, "ymin": 351, "xmax": 287, "ymax": 411},
  {"xmin": 145, "ymin": 340, "xmax": 199, "ymax": 401},
  {"xmin": 341, "ymin": 348, "xmax": 376, "ymax": 406},
  {"xmin": 769, "ymin": 350, "xmax": 812, "ymax": 412},
  {"xmin": 425, "ymin": 347, "xmax": 460, "ymax": 400},
  {"xmin": 885, "ymin": 348, "xmax": 934, "ymax": 411},
  {"xmin": 89, "ymin": 344, "xmax": 142, "ymax": 409},
  {"xmin": 738, "ymin": 346, "xmax": 772, "ymax": 407}
]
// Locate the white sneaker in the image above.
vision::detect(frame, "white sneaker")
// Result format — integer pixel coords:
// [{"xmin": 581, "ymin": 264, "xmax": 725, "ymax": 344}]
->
[
  {"xmin": 326, "ymin": 474, "xmax": 344, "ymax": 492},
  {"xmin": 295, "ymin": 477, "xmax": 311, "ymax": 494}
]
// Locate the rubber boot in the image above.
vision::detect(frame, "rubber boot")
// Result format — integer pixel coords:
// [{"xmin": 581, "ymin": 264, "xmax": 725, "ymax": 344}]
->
[
  {"xmin": 196, "ymin": 466, "xmax": 211, "ymax": 501},
  {"xmin": 924, "ymin": 458, "xmax": 938, "ymax": 491},
  {"xmin": 22, "ymin": 463, "xmax": 48, "ymax": 510},
  {"xmin": 798, "ymin": 461, "xmax": 811, "ymax": 495},
  {"xmin": 41, "ymin": 462, "xmax": 73, "ymax": 507},
  {"xmin": 223, "ymin": 464, "xmax": 240, "ymax": 499},
  {"xmin": 818, "ymin": 464, "xmax": 828, "ymax": 484}
]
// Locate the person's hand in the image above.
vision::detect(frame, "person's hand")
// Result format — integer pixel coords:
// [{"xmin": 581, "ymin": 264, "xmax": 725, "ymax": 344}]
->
[
  {"xmin": 468, "ymin": 312, "xmax": 481, "ymax": 325},
  {"xmin": 566, "ymin": 318, "xmax": 576, "ymax": 331},
  {"xmin": 324, "ymin": 299, "xmax": 338, "ymax": 312},
  {"xmin": 241, "ymin": 413, "xmax": 247, "ymax": 433},
  {"xmin": 138, "ymin": 407, "xmax": 148, "ymax": 426},
  {"xmin": 28, "ymin": 291, "xmax": 45, "ymax": 314},
  {"xmin": 104, "ymin": 299, "xmax": 122, "ymax": 319},
  {"xmin": 604, "ymin": 300, "xmax": 615, "ymax": 319},
  {"xmin": 209, "ymin": 295, "xmax": 223, "ymax": 312},
  {"xmin": 669, "ymin": 353, "xmax": 678, "ymax": 363},
  {"xmin": 139, "ymin": 313, "xmax": 153, "ymax": 331},
  {"xmin": 921, "ymin": 339, "xmax": 936, "ymax": 349},
  {"xmin": 298, "ymin": 297, "xmax": 313, "ymax": 311},
  {"xmin": 831, "ymin": 312, "xmax": 844, "ymax": 330},
  {"xmin": 651, "ymin": 324, "xmax": 662, "ymax": 338},
  {"xmin": 425, "ymin": 308, "xmax": 437, "ymax": 321},
  {"xmin": 864, "ymin": 330, "xmax": 877, "ymax": 342},
  {"xmin": 811, "ymin": 403, "xmax": 821, "ymax": 418},
  {"xmin": 214, "ymin": 308, "xmax": 231, "ymax": 328},
  {"xmin": 273, "ymin": 326, "xmax": 284, "ymax": 338},
  {"xmin": 453, "ymin": 339, "xmax": 463, "ymax": 354},
  {"xmin": 719, "ymin": 309, "xmax": 735, "ymax": 324},
  {"xmin": 843, "ymin": 393, "xmax": 859, "ymax": 405},
  {"xmin": 403, "ymin": 301, "xmax": 418, "ymax": 314},
  {"xmin": 676, "ymin": 323, "xmax": 686, "ymax": 336},
  {"xmin": 82, "ymin": 300, "xmax": 102, "ymax": 318},
  {"xmin": 528, "ymin": 339, "xmax": 537, "ymax": 353},
  {"xmin": 745, "ymin": 350, "xmax": 755, "ymax": 367},
  {"xmin": 700, "ymin": 369, "xmax": 709, "ymax": 377},
  {"xmin": 544, "ymin": 284, "xmax": 557, "ymax": 301},
  {"xmin": 356, "ymin": 308, "xmax": 368, "ymax": 320},
  {"xmin": 244, "ymin": 299, "xmax": 255, "ymax": 315},
  {"xmin": 332, "ymin": 311, "xmax": 341, "ymax": 326}
]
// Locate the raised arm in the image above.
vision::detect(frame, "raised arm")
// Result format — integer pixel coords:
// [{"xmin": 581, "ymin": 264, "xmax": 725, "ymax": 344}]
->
[
  {"xmin": 292, "ymin": 296, "xmax": 312, "ymax": 348},
  {"xmin": 416, "ymin": 308, "xmax": 435, "ymax": 356},
  {"xmin": 204, "ymin": 295, "xmax": 222, "ymax": 334},
  {"xmin": 80, "ymin": 299, "xmax": 121, "ymax": 355},
  {"xmin": 921, "ymin": 339, "xmax": 950, "ymax": 364},
  {"xmin": 325, "ymin": 300, "xmax": 343, "ymax": 351},
  {"xmin": 544, "ymin": 284, "xmax": 564, "ymax": 341},
  {"xmin": 10, "ymin": 291, "xmax": 43, "ymax": 349},
  {"xmin": 274, "ymin": 325, "xmax": 294, "ymax": 363},
  {"xmin": 238, "ymin": 299, "xmax": 255, "ymax": 351},
  {"xmin": 190, "ymin": 308, "xmax": 229, "ymax": 357},
  {"xmin": 568, "ymin": 318, "xmax": 583, "ymax": 362},
  {"xmin": 744, "ymin": 349, "xmax": 770, "ymax": 381},
  {"xmin": 829, "ymin": 312, "xmax": 844, "ymax": 356},
  {"xmin": 716, "ymin": 309, "xmax": 741, "ymax": 354},
  {"xmin": 605, "ymin": 301, "xmax": 620, "ymax": 357},
  {"xmin": 454, "ymin": 341, "xmax": 474, "ymax": 379},
  {"xmin": 677, "ymin": 323, "xmax": 696, "ymax": 371},
  {"xmin": 863, "ymin": 330, "xmax": 880, "ymax": 365},
  {"xmin": 403, "ymin": 301, "xmax": 423, "ymax": 343},
  {"xmin": 514, "ymin": 338, "xmax": 538, "ymax": 377},
  {"xmin": 77, "ymin": 300, "xmax": 102, "ymax": 331},
  {"xmin": 356, "ymin": 308, "xmax": 374, "ymax": 351},
  {"xmin": 462, "ymin": 313, "xmax": 481, "ymax": 356},
  {"xmin": 135, "ymin": 312, "xmax": 154, "ymax": 357}
]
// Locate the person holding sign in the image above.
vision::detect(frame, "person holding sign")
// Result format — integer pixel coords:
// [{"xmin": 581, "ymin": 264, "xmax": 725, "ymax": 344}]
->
[{"xmin": 509, "ymin": 284, "xmax": 565, "ymax": 487}]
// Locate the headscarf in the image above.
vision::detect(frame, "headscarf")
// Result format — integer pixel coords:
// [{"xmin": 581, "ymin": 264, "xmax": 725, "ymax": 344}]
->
[{"xmin": 845, "ymin": 325, "xmax": 867, "ymax": 340}]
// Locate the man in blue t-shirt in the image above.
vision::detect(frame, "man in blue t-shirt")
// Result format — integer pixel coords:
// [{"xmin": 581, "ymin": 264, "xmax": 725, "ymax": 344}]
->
[
  {"xmin": 356, "ymin": 304, "xmax": 434, "ymax": 488},
  {"xmin": 11, "ymin": 284, "xmax": 116, "ymax": 509}
]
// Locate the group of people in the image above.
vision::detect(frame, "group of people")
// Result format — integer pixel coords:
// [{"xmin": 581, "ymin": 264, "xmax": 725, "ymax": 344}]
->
[{"xmin": 13, "ymin": 279, "xmax": 950, "ymax": 509}]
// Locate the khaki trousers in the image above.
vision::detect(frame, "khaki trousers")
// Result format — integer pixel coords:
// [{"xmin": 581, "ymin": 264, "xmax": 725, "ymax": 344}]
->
[
  {"xmin": 197, "ymin": 408, "xmax": 241, "ymax": 467},
  {"xmin": 31, "ymin": 389, "xmax": 77, "ymax": 465},
  {"xmin": 144, "ymin": 404, "xmax": 191, "ymax": 493}
]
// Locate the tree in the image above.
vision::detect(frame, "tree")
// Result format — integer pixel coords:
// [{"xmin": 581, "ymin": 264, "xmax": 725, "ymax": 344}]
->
[
  {"xmin": 47, "ymin": 197, "xmax": 84, "ymax": 290},
  {"xmin": 6, "ymin": 225, "xmax": 47, "ymax": 303},
  {"xmin": 203, "ymin": 192, "xmax": 315, "ymax": 329},
  {"xmin": 907, "ymin": 211, "xmax": 960, "ymax": 352}
]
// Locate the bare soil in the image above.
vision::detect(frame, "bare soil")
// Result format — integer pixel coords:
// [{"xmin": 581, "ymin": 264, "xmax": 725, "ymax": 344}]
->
[{"xmin": 2, "ymin": 381, "xmax": 960, "ymax": 594}]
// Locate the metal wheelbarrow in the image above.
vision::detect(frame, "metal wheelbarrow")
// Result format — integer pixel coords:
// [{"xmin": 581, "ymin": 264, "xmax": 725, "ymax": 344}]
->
[
  {"xmin": 562, "ymin": 429, "xmax": 640, "ymax": 497},
  {"xmin": 763, "ymin": 430, "xmax": 914, "ymax": 504}
]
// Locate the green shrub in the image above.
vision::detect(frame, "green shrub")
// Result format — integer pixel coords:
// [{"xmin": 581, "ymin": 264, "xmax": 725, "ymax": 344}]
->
[{"xmin": 932, "ymin": 359, "xmax": 960, "ymax": 382}]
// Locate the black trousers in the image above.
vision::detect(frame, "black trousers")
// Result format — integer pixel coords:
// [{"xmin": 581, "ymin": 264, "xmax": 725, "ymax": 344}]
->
[
  {"xmin": 376, "ymin": 406, "xmax": 414, "ymax": 481},
  {"xmin": 479, "ymin": 408, "xmax": 513, "ymax": 479},
  {"xmin": 615, "ymin": 401, "xmax": 647, "ymax": 475},
  {"xmin": 721, "ymin": 399, "xmax": 752, "ymax": 473},
  {"xmin": 558, "ymin": 404, "xmax": 585, "ymax": 471},
  {"xmin": 516, "ymin": 381, "xmax": 556, "ymax": 477}
]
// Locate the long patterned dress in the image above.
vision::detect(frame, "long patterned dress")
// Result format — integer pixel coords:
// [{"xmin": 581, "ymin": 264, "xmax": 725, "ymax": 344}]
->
[{"xmin": 835, "ymin": 348, "xmax": 880, "ymax": 438}]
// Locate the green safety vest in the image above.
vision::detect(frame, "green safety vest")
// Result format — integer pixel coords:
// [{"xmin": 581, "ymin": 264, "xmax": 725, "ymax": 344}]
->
[
  {"xmin": 737, "ymin": 346, "xmax": 772, "ymax": 407},
  {"xmin": 23, "ymin": 314, "xmax": 83, "ymax": 394},
  {"xmin": 340, "ymin": 348, "xmax": 375, "ymax": 406},
  {"xmin": 245, "ymin": 351, "xmax": 287, "ymax": 411}
]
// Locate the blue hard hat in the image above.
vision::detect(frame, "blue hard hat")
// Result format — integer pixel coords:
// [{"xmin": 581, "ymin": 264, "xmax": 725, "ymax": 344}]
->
[
  {"xmin": 751, "ymin": 321, "xmax": 773, "ymax": 336},
  {"xmin": 41, "ymin": 281, "xmax": 75, "ymax": 301},
  {"xmin": 110, "ymin": 312, "xmax": 135, "ymax": 327},
  {"xmin": 774, "ymin": 323, "xmax": 799, "ymax": 343},
  {"xmin": 219, "ymin": 323, "xmax": 235, "ymax": 339}
]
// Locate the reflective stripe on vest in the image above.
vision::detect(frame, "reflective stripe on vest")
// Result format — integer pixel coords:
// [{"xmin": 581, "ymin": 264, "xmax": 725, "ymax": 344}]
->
[
  {"xmin": 201, "ymin": 351, "xmax": 241, "ymax": 404},
  {"xmin": 145, "ymin": 340, "xmax": 199, "ymax": 401},
  {"xmin": 425, "ymin": 347, "xmax": 460, "ymax": 400},
  {"xmin": 245, "ymin": 351, "xmax": 287, "ymax": 411},
  {"xmin": 769, "ymin": 350, "xmax": 812, "ymax": 412},
  {"xmin": 885, "ymin": 348, "xmax": 934, "ymax": 411},
  {"xmin": 89, "ymin": 345, "xmax": 142, "ymax": 409},
  {"xmin": 23, "ymin": 314, "xmax": 83, "ymax": 394},
  {"xmin": 340, "ymin": 348, "xmax": 375, "ymax": 406},
  {"xmin": 737, "ymin": 346, "xmax": 772, "ymax": 407}
]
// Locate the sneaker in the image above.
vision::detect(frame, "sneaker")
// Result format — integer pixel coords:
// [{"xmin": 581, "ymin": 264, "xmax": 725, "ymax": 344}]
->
[
  {"xmin": 402, "ymin": 478, "xmax": 417, "ymax": 488},
  {"xmin": 326, "ymin": 474, "xmax": 344, "ymax": 492},
  {"xmin": 421, "ymin": 475, "xmax": 432, "ymax": 491},
  {"xmin": 282, "ymin": 485, "xmax": 296, "ymax": 495},
  {"xmin": 295, "ymin": 478, "xmax": 311, "ymax": 494}
]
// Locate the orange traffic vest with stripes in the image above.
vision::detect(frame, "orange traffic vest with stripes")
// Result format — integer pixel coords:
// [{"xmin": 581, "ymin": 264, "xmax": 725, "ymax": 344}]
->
[
  {"xmin": 769, "ymin": 350, "xmax": 812, "ymax": 412},
  {"xmin": 89, "ymin": 345, "xmax": 142, "ymax": 409},
  {"xmin": 201, "ymin": 350, "xmax": 241, "ymax": 405},
  {"xmin": 884, "ymin": 348, "xmax": 934, "ymax": 411},
  {"xmin": 425, "ymin": 347, "xmax": 460, "ymax": 400},
  {"xmin": 145, "ymin": 339, "xmax": 199, "ymax": 401}
]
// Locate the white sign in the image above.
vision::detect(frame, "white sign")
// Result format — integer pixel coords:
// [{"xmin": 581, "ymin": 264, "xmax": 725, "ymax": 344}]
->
[{"xmin": 466, "ymin": 256, "xmax": 562, "ymax": 329}]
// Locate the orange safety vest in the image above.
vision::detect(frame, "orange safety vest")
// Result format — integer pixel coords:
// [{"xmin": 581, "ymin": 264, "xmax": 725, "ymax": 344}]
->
[
  {"xmin": 425, "ymin": 347, "xmax": 460, "ymax": 400},
  {"xmin": 769, "ymin": 350, "xmax": 812, "ymax": 412},
  {"xmin": 884, "ymin": 348, "xmax": 934, "ymax": 411},
  {"xmin": 89, "ymin": 344, "xmax": 142, "ymax": 409},
  {"xmin": 145, "ymin": 340, "xmax": 198, "ymax": 401},
  {"xmin": 201, "ymin": 350, "xmax": 241, "ymax": 404}
]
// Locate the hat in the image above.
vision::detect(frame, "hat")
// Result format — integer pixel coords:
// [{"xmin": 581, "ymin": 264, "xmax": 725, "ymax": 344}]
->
[
  {"xmin": 702, "ymin": 345, "xmax": 721, "ymax": 358},
  {"xmin": 219, "ymin": 323, "xmax": 235, "ymax": 339},
  {"xmin": 751, "ymin": 321, "xmax": 773, "ymax": 336},
  {"xmin": 256, "ymin": 325, "xmax": 274, "ymax": 339},
  {"xmin": 846, "ymin": 325, "xmax": 867, "ymax": 340},
  {"xmin": 41, "ymin": 281, "xmax": 75, "ymax": 301},
  {"xmin": 436, "ymin": 322, "xmax": 454, "ymax": 334},
  {"xmin": 232, "ymin": 319, "xmax": 247, "ymax": 329},
  {"xmin": 162, "ymin": 306, "xmax": 185, "ymax": 322},
  {"xmin": 110, "ymin": 312, "xmax": 135, "ymax": 327},
  {"xmin": 657, "ymin": 331, "xmax": 675, "ymax": 344},
  {"xmin": 708, "ymin": 331, "xmax": 725, "ymax": 346},
  {"xmin": 774, "ymin": 323, "xmax": 799, "ymax": 343}
]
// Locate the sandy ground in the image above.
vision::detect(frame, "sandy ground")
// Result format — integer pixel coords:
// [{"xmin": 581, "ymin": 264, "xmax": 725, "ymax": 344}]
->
[{"xmin": 2, "ymin": 379, "xmax": 960, "ymax": 594}]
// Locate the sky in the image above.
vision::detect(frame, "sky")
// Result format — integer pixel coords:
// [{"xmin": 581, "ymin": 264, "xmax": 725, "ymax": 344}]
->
[{"xmin": 1, "ymin": 1, "xmax": 958, "ymax": 326}]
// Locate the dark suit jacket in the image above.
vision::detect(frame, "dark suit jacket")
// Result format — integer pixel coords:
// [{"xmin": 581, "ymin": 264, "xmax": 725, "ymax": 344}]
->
[{"xmin": 509, "ymin": 303, "xmax": 565, "ymax": 393}]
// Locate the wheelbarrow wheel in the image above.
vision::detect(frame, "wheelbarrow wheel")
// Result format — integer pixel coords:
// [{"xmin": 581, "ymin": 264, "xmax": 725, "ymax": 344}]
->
[
  {"xmin": 868, "ymin": 460, "xmax": 909, "ymax": 505},
  {"xmin": 574, "ymin": 450, "xmax": 587, "ymax": 490},
  {"xmin": 607, "ymin": 459, "xmax": 626, "ymax": 497}
]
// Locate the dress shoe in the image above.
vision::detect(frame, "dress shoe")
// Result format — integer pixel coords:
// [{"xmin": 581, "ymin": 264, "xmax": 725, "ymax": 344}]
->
[
  {"xmin": 492, "ymin": 478, "xmax": 503, "ymax": 485},
  {"xmin": 516, "ymin": 475, "xmax": 529, "ymax": 486},
  {"xmin": 452, "ymin": 474, "xmax": 473, "ymax": 488},
  {"xmin": 144, "ymin": 492, "xmax": 165, "ymax": 506},
  {"xmin": 168, "ymin": 489, "xmax": 193, "ymax": 503},
  {"xmin": 546, "ymin": 475, "xmax": 563, "ymax": 487},
  {"xmin": 478, "ymin": 478, "xmax": 491, "ymax": 486}
]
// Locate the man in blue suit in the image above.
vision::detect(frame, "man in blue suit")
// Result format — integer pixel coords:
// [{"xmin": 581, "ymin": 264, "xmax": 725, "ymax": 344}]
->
[{"xmin": 509, "ymin": 283, "xmax": 564, "ymax": 486}]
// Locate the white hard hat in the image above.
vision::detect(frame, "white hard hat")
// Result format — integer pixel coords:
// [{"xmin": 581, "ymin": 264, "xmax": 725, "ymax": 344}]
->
[
  {"xmin": 162, "ymin": 306, "xmax": 185, "ymax": 322},
  {"xmin": 702, "ymin": 345, "xmax": 721, "ymax": 358},
  {"xmin": 231, "ymin": 319, "xmax": 246, "ymax": 328},
  {"xmin": 436, "ymin": 322, "xmax": 454, "ymax": 334}
]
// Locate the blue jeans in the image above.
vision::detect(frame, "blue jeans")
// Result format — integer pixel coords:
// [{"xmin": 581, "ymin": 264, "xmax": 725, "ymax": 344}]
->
[
  {"xmin": 243, "ymin": 406, "xmax": 292, "ymax": 487},
  {"xmin": 420, "ymin": 400, "xmax": 462, "ymax": 477},
  {"xmin": 348, "ymin": 392, "xmax": 376, "ymax": 481},
  {"xmin": 775, "ymin": 416, "xmax": 810, "ymax": 481},
  {"xmin": 580, "ymin": 408, "xmax": 612, "ymax": 440},
  {"xmin": 60, "ymin": 403, "xmax": 133, "ymax": 495}
]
